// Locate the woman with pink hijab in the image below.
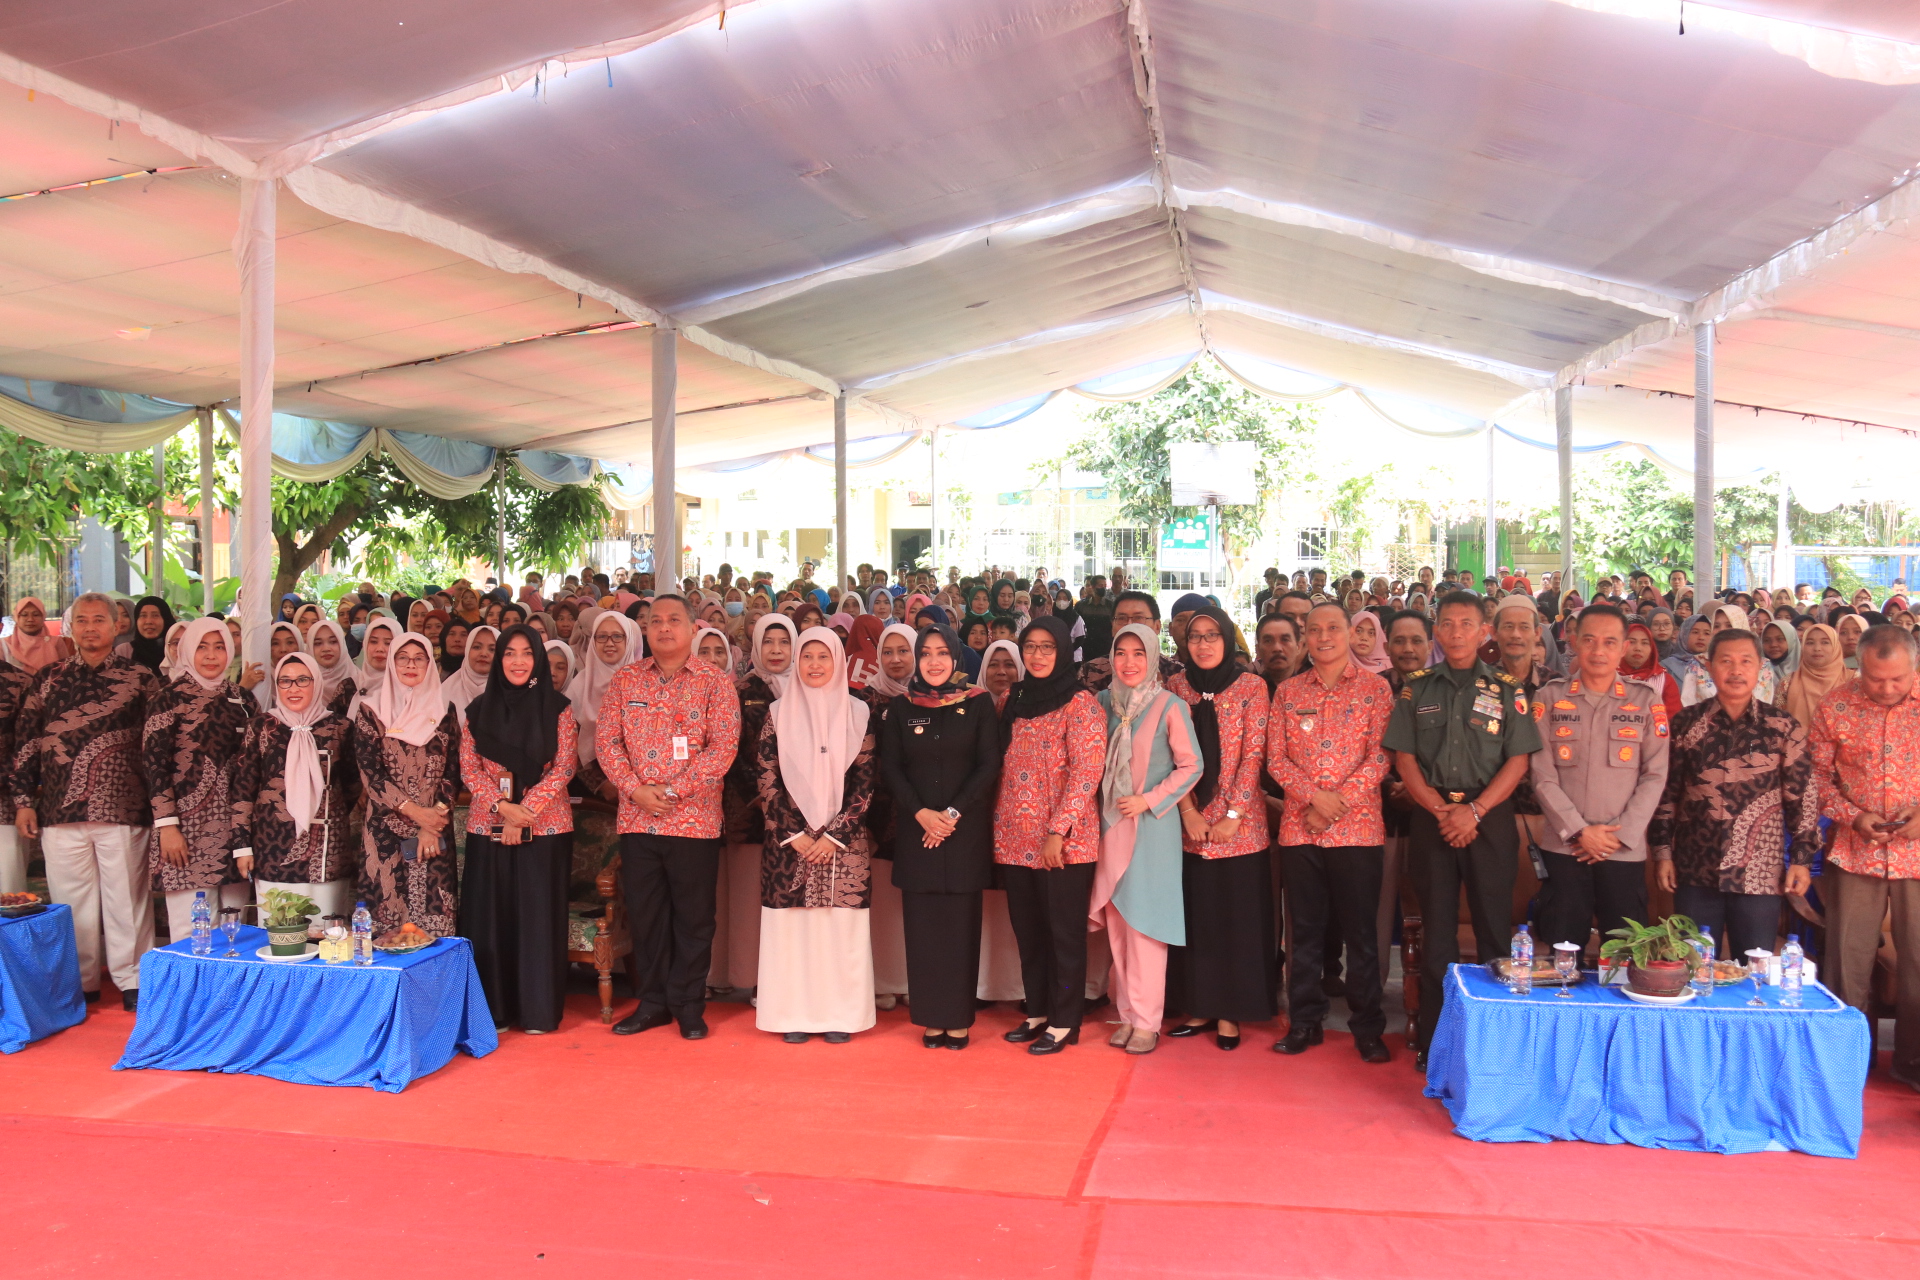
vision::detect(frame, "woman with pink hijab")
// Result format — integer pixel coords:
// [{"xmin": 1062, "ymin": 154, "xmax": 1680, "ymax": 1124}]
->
[
  {"xmin": 7, "ymin": 597, "xmax": 72, "ymax": 674},
  {"xmin": 1347, "ymin": 610, "xmax": 1392, "ymax": 676}
]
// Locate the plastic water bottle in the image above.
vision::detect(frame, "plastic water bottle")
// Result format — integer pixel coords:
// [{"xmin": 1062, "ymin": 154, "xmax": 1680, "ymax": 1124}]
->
[
  {"xmin": 189, "ymin": 890, "xmax": 212, "ymax": 956},
  {"xmin": 1509, "ymin": 924, "xmax": 1534, "ymax": 995},
  {"xmin": 1781, "ymin": 934, "xmax": 1805, "ymax": 1008},
  {"xmin": 352, "ymin": 901, "xmax": 375, "ymax": 967},
  {"xmin": 1690, "ymin": 927, "xmax": 1715, "ymax": 999}
]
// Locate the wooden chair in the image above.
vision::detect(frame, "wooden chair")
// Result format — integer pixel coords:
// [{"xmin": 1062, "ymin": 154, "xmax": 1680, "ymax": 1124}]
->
[{"xmin": 566, "ymin": 797, "xmax": 638, "ymax": 1023}]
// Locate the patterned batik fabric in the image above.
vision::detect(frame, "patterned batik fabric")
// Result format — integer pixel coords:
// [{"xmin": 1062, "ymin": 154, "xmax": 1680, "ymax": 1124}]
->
[
  {"xmin": 1649, "ymin": 698, "xmax": 1819, "ymax": 893},
  {"xmin": 459, "ymin": 711, "xmax": 578, "ymax": 837},
  {"xmin": 754, "ymin": 713, "xmax": 875, "ymax": 909},
  {"xmin": 11, "ymin": 654, "xmax": 161, "ymax": 826},
  {"xmin": 1266, "ymin": 663, "xmax": 1394, "ymax": 848},
  {"xmin": 144, "ymin": 676, "xmax": 257, "ymax": 892},
  {"xmin": 993, "ymin": 691, "xmax": 1109, "ymax": 867},
  {"xmin": 1167, "ymin": 671, "xmax": 1273, "ymax": 858},
  {"xmin": 0, "ymin": 662, "xmax": 32, "ymax": 823},
  {"xmin": 1811, "ymin": 683, "xmax": 1920, "ymax": 880},
  {"xmin": 595, "ymin": 657, "xmax": 741, "ymax": 839},
  {"xmin": 353, "ymin": 704, "xmax": 462, "ymax": 934},
  {"xmin": 230, "ymin": 712, "xmax": 360, "ymax": 886}
]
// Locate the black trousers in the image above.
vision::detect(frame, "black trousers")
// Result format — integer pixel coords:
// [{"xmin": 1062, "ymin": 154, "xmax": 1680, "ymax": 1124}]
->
[
  {"xmin": 1535, "ymin": 852, "xmax": 1647, "ymax": 953},
  {"xmin": 1169, "ymin": 849, "xmax": 1279, "ymax": 1023},
  {"xmin": 1281, "ymin": 844, "xmax": 1386, "ymax": 1037},
  {"xmin": 620, "ymin": 833, "xmax": 720, "ymax": 1022},
  {"xmin": 1673, "ymin": 885, "xmax": 1781, "ymax": 960},
  {"xmin": 1002, "ymin": 862, "xmax": 1096, "ymax": 1030},
  {"xmin": 461, "ymin": 831, "xmax": 571, "ymax": 1032},
  {"xmin": 901, "ymin": 889, "xmax": 983, "ymax": 1029},
  {"xmin": 1411, "ymin": 800, "xmax": 1518, "ymax": 1051}
]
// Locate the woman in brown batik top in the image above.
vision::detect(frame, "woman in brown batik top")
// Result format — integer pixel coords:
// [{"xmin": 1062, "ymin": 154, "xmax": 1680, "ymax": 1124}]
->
[
  {"xmin": 231, "ymin": 651, "xmax": 360, "ymax": 924},
  {"xmin": 353, "ymin": 632, "xmax": 461, "ymax": 934},
  {"xmin": 145, "ymin": 616, "xmax": 257, "ymax": 942},
  {"xmin": 753, "ymin": 627, "xmax": 877, "ymax": 1043}
]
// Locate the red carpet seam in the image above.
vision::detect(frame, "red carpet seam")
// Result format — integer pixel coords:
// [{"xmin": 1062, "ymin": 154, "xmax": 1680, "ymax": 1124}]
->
[{"xmin": 1067, "ymin": 1054, "xmax": 1133, "ymax": 1201}]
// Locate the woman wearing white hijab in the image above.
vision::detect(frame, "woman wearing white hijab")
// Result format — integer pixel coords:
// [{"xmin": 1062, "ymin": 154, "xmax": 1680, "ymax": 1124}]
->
[
  {"xmin": 542, "ymin": 638, "xmax": 575, "ymax": 693},
  {"xmin": 715, "ymin": 612, "xmax": 799, "ymax": 996},
  {"xmin": 353, "ymin": 632, "xmax": 461, "ymax": 934},
  {"xmin": 694, "ymin": 625, "xmax": 735, "ymax": 673},
  {"xmin": 354, "ymin": 615, "xmax": 404, "ymax": 708},
  {"xmin": 754, "ymin": 627, "xmax": 878, "ymax": 1042},
  {"xmin": 856, "ymin": 621, "xmax": 917, "ymax": 1007},
  {"xmin": 143, "ymin": 616, "xmax": 259, "ymax": 941},
  {"xmin": 569, "ymin": 611, "xmax": 638, "ymax": 779},
  {"xmin": 306, "ymin": 619, "xmax": 359, "ymax": 714},
  {"xmin": 441, "ymin": 624, "xmax": 498, "ymax": 723},
  {"xmin": 159, "ymin": 621, "xmax": 187, "ymax": 682},
  {"xmin": 234, "ymin": 651, "xmax": 360, "ymax": 925}
]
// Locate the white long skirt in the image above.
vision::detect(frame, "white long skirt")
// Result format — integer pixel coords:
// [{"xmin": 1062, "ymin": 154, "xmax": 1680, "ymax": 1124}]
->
[
  {"xmin": 977, "ymin": 887, "xmax": 1026, "ymax": 1002},
  {"xmin": 869, "ymin": 865, "xmax": 909, "ymax": 996},
  {"xmin": 755, "ymin": 907, "xmax": 877, "ymax": 1034}
]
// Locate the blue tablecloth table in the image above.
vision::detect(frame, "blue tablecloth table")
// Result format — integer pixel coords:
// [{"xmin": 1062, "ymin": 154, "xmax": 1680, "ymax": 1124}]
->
[
  {"xmin": 0, "ymin": 903, "xmax": 86, "ymax": 1053},
  {"xmin": 114, "ymin": 926, "xmax": 497, "ymax": 1092},
  {"xmin": 1425, "ymin": 963, "xmax": 1871, "ymax": 1158}
]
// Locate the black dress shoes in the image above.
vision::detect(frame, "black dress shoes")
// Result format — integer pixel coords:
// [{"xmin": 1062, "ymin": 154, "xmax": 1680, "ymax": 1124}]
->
[
  {"xmin": 1273, "ymin": 1023, "xmax": 1322, "ymax": 1055},
  {"xmin": 1166, "ymin": 1020, "xmax": 1212, "ymax": 1038},
  {"xmin": 612, "ymin": 1008, "xmax": 672, "ymax": 1036},
  {"xmin": 1215, "ymin": 1028, "xmax": 1241, "ymax": 1051},
  {"xmin": 679, "ymin": 1017, "xmax": 709, "ymax": 1040},
  {"xmin": 121, "ymin": 989, "xmax": 139, "ymax": 1013},
  {"xmin": 1414, "ymin": 1049, "xmax": 1429, "ymax": 1072},
  {"xmin": 1003, "ymin": 1019, "xmax": 1048, "ymax": 1044},
  {"xmin": 1355, "ymin": 1035, "xmax": 1391, "ymax": 1064},
  {"xmin": 822, "ymin": 1032, "xmax": 851, "ymax": 1044},
  {"xmin": 922, "ymin": 1031, "xmax": 948, "ymax": 1049},
  {"xmin": 1028, "ymin": 1027, "xmax": 1079, "ymax": 1055},
  {"xmin": 782, "ymin": 1031, "xmax": 811, "ymax": 1044}
]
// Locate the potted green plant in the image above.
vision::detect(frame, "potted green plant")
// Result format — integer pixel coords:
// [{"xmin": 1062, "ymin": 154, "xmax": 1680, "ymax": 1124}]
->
[
  {"xmin": 1599, "ymin": 915, "xmax": 1708, "ymax": 997},
  {"xmin": 261, "ymin": 889, "xmax": 318, "ymax": 956}
]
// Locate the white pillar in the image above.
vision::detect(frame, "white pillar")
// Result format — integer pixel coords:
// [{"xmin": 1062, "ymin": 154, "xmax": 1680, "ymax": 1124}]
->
[
  {"xmin": 1693, "ymin": 323, "xmax": 1715, "ymax": 597},
  {"xmin": 237, "ymin": 178, "xmax": 275, "ymax": 665},
  {"xmin": 1773, "ymin": 474, "xmax": 1792, "ymax": 592},
  {"xmin": 929, "ymin": 428, "xmax": 941, "ymax": 572},
  {"xmin": 150, "ymin": 442, "xmax": 167, "ymax": 596},
  {"xmin": 1555, "ymin": 385, "xmax": 1574, "ymax": 596},
  {"xmin": 833, "ymin": 394, "xmax": 848, "ymax": 596},
  {"xmin": 1483, "ymin": 425, "xmax": 1497, "ymax": 591},
  {"xmin": 651, "ymin": 326, "xmax": 678, "ymax": 587},
  {"xmin": 494, "ymin": 454, "xmax": 508, "ymax": 592},
  {"xmin": 196, "ymin": 408, "xmax": 216, "ymax": 614}
]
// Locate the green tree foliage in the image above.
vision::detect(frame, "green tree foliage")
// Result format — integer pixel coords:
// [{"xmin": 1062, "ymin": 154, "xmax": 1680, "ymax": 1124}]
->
[
  {"xmin": 1061, "ymin": 357, "xmax": 1316, "ymax": 575},
  {"xmin": 0, "ymin": 434, "xmax": 168, "ymax": 562},
  {"xmin": 268, "ymin": 455, "xmax": 610, "ymax": 602}
]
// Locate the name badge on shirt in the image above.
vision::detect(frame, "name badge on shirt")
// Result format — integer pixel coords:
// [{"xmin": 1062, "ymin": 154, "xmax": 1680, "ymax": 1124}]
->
[{"xmin": 672, "ymin": 735, "xmax": 689, "ymax": 761}]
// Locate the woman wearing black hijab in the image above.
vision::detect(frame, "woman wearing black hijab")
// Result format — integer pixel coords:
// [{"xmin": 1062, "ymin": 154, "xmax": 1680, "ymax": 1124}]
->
[
  {"xmin": 992, "ymin": 616, "xmax": 1108, "ymax": 1053},
  {"xmin": 1164, "ymin": 604, "xmax": 1277, "ymax": 1048},
  {"xmin": 458, "ymin": 624, "xmax": 578, "ymax": 1033},
  {"xmin": 129, "ymin": 595, "xmax": 176, "ymax": 680},
  {"xmin": 877, "ymin": 622, "xmax": 1001, "ymax": 1048}
]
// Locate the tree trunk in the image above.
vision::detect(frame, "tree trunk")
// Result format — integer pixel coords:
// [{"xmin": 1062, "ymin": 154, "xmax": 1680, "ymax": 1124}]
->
[{"xmin": 272, "ymin": 498, "xmax": 369, "ymax": 604}]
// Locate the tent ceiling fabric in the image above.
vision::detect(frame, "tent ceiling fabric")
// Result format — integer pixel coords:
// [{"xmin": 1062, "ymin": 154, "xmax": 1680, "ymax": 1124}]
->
[{"xmin": 4, "ymin": 0, "xmax": 1920, "ymax": 472}]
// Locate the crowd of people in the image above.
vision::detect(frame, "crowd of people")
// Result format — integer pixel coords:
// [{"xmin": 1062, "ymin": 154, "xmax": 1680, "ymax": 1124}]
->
[{"xmin": 0, "ymin": 554, "xmax": 1913, "ymax": 1089}]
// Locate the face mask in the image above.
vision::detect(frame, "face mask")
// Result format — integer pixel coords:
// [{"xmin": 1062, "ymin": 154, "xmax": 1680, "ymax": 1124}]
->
[
  {"xmin": 349, "ymin": 624, "xmax": 367, "ymax": 640},
  {"xmin": 725, "ymin": 601, "xmax": 744, "ymax": 616}
]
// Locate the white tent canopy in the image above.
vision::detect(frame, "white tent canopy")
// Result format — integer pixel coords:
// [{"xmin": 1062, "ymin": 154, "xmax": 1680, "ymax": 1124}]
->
[{"xmin": 5, "ymin": 0, "xmax": 1920, "ymax": 596}]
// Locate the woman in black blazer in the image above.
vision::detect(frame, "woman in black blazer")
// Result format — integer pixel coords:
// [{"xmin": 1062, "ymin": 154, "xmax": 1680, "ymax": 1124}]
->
[{"xmin": 878, "ymin": 623, "xmax": 1001, "ymax": 1048}]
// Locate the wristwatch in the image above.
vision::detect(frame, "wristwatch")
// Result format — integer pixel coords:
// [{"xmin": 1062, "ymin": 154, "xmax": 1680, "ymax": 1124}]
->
[{"xmin": 943, "ymin": 806, "xmax": 961, "ymax": 821}]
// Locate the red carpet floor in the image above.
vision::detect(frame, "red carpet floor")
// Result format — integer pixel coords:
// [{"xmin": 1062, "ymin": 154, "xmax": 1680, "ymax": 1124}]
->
[{"xmin": 5, "ymin": 993, "xmax": 1919, "ymax": 1276}]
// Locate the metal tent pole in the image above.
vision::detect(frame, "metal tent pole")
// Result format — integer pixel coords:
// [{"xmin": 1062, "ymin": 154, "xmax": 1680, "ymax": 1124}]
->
[
  {"xmin": 197, "ymin": 408, "xmax": 216, "ymax": 614},
  {"xmin": 237, "ymin": 178, "xmax": 275, "ymax": 664},
  {"xmin": 834, "ymin": 393, "xmax": 848, "ymax": 597},
  {"xmin": 1693, "ymin": 323, "xmax": 1716, "ymax": 598},
  {"xmin": 1555, "ymin": 386, "xmax": 1574, "ymax": 596},
  {"xmin": 651, "ymin": 326, "xmax": 678, "ymax": 587}
]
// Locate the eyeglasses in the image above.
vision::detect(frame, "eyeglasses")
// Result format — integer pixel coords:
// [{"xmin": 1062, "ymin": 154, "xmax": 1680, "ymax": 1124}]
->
[
  {"xmin": 393, "ymin": 650, "xmax": 430, "ymax": 667},
  {"xmin": 1020, "ymin": 641, "xmax": 1057, "ymax": 656},
  {"xmin": 275, "ymin": 674, "xmax": 315, "ymax": 690}
]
